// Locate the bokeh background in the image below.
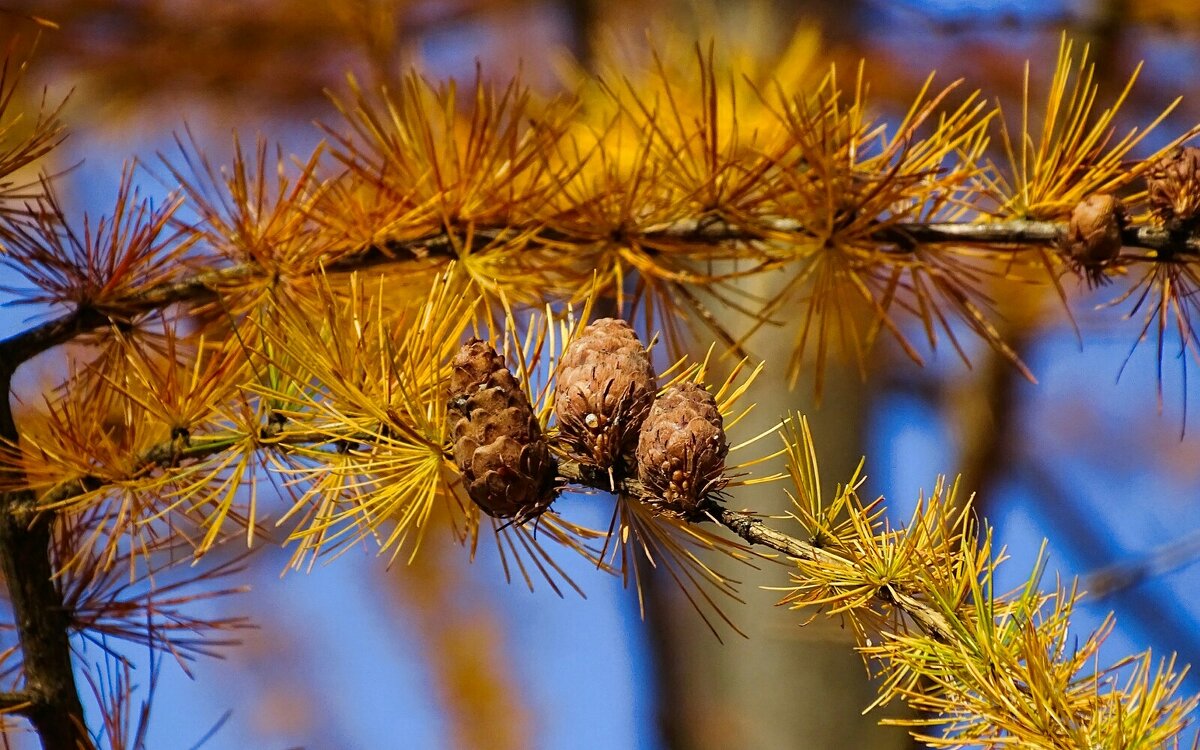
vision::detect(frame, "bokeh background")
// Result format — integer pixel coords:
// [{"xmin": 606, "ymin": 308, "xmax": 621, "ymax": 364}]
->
[{"xmin": 2, "ymin": 1, "xmax": 1200, "ymax": 747}]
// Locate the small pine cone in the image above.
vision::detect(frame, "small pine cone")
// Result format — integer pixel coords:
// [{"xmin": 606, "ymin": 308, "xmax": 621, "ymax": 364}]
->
[
  {"xmin": 554, "ymin": 318, "xmax": 657, "ymax": 478},
  {"xmin": 1147, "ymin": 146, "xmax": 1200, "ymax": 231},
  {"xmin": 1064, "ymin": 193, "xmax": 1126, "ymax": 285},
  {"xmin": 448, "ymin": 339, "xmax": 556, "ymax": 523},
  {"xmin": 636, "ymin": 382, "xmax": 728, "ymax": 517}
]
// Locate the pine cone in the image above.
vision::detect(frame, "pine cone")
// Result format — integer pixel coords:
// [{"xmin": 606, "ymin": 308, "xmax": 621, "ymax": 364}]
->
[
  {"xmin": 554, "ymin": 318, "xmax": 657, "ymax": 479},
  {"xmin": 1064, "ymin": 193, "xmax": 1126, "ymax": 285},
  {"xmin": 636, "ymin": 382, "xmax": 728, "ymax": 517},
  {"xmin": 1147, "ymin": 146, "xmax": 1200, "ymax": 232},
  {"xmin": 448, "ymin": 339, "xmax": 556, "ymax": 523}
]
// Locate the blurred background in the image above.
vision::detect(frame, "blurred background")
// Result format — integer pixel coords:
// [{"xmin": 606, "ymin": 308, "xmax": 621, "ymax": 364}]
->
[{"xmin": 2, "ymin": 0, "xmax": 1200, "ymax": 748}]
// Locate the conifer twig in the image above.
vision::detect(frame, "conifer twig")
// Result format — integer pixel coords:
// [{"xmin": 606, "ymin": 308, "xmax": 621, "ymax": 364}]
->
[
  {"xmin": 554, "ymin": 460, "xmax": 956, "ymax": 643},
  {"xmin": 713, "ymin": 508, "xmax": 959, "ymax": 641},
  {"xmin": 30, "ymin": 426, "xmax": 331, "ymax": 513},
  {"xmin": 0, "ymin": 689, "xmax": 34, "ymax": 711}
]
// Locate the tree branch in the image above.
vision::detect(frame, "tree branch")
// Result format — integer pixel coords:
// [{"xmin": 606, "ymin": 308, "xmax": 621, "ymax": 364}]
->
[
  {"xmin": 38, "ymin": 425, "xmax": 959, "ymax": 649},
  {"xmin": 2, "ymin": 217, "xmax": 1197, "ymax": 371},
  {"xmin": 0, "ymin": 367, "xmax": 91, "ymax": 750},
  {"xmin": 713, "ymin": 509, "xmax": 955, "ymax": 643},
  {"xmin": 554, "ymin": 460, "xmax": 957, "ymax": 644},
  {"xmin": 32, "ymin": 425, "xmax": 328, "ymax": 512}
]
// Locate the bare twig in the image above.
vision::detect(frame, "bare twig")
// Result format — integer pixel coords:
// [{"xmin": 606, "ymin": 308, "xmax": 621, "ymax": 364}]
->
[{"xmin": 1085, "ymin": 527, "xmax": 1200, "ymax": 598}]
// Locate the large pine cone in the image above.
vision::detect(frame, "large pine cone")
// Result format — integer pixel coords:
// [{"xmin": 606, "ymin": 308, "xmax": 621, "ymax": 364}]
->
[
  {"xmin": 636, "ymin": 382, "xmax": 728, "ymax": 517},
  {"xmin": 448, "ymin": 339, "xmax": 556, "ymax": 523},
  {"xmin": 554, "ymin": 318, "xmax": 657, "ymax": 480}
]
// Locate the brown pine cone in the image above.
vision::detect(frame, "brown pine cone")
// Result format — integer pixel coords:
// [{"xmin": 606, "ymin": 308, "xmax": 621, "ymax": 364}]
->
[
  {"xmin": 554, "ymin": 318, "xmax": 657, "ymax": 480},
  {"xmin": 1064, "ymin": 193, "xmax": 1126, "ymax": 286},
  {"xmin": 636, "ymin": 382, "xmax": 728, "ymax": 517},
  {"xmin": 448, "ymin": 339, "xmax": 556, "ymax": 523},
  {"xmin": 1147, "ymin": 146, "xmax": 1200, "ymax": 232}
]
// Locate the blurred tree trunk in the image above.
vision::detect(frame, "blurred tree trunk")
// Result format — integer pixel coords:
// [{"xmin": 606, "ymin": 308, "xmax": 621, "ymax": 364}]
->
[
  {"xmin": 643, "ymin": 267, "xmax": 912, "ymax": 748},
  {"xmin": 646, "ymin": 368, "xmax": 912, "ymax": 748},
  {"xmin": 639, "ymin": 3, "xmax": 911, "ymax": 746}
]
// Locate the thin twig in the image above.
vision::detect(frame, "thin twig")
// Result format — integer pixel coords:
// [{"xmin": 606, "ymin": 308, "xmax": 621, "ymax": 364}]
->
[
  {"xmin": 555, "ymin": 460, "xmax": 957, "ymax": 643},
  {"xmin": 713, "ymin": 509, "xmax": 956, "ymax": 643},
  {"xmin": 1085, "ymin": 529, "xmax": 1200, "ymax": 598},
  {"xmin": 0, "ymin": 689, "xmax": 34, "ymax": 712},
  {"xmin": 33, "ymin": 426, "xmax": 331, "ymax": 512}
]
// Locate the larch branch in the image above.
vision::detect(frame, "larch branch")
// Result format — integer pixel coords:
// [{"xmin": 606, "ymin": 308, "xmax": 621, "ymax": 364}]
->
[
  {"xmin": 37, "ymin": 429, "xmax": 959, "ymax": 649},
  {"xmin": 1, "ymin": 216, "xmax": 1197, "ymax": 370}
]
